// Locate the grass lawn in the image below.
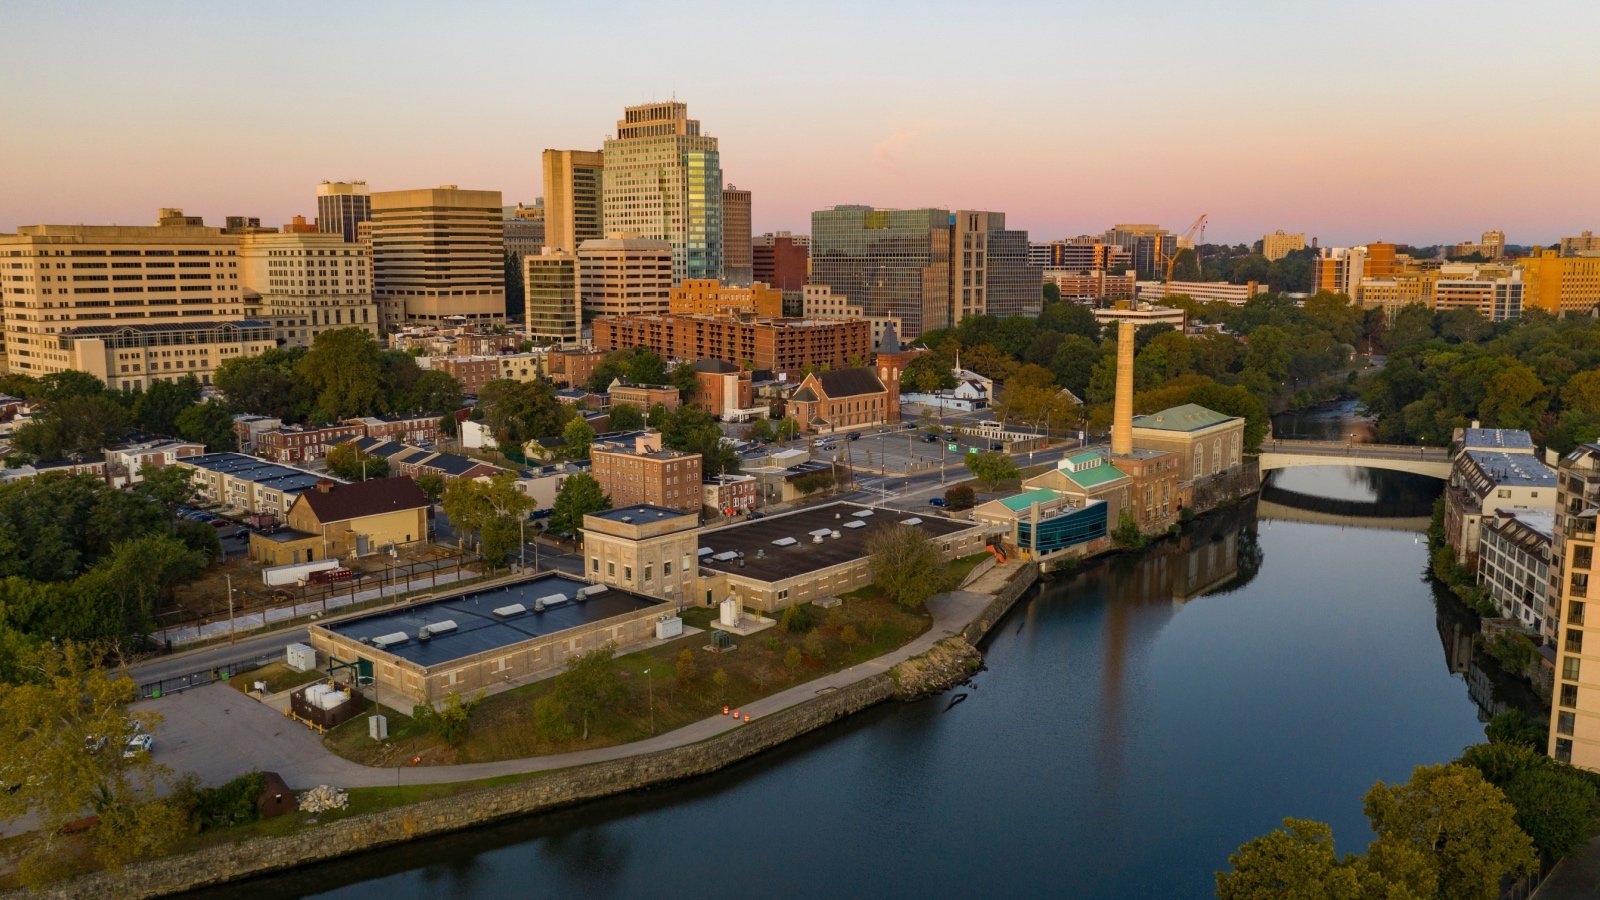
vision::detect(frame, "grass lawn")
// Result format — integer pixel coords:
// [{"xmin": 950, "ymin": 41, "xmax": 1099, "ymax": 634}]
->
[
  {"xmin": 228, "ymin": 662, "xmax": 324, "ymax": 696},
  {"xmin": 325, "ymin": 589, "xmax": 935, "ymax": 767}
]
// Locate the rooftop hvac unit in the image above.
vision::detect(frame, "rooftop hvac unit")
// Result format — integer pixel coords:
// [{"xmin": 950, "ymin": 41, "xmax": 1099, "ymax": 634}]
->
[
  {"xmin": 843, "ymin": 520, "xmax": 866, "ymax": 529},
  {"xmin": 493, "ymin": 603, "xmax": 527, "ymax": 617},
  {"xmin": 812, "ymin": 534, "xmax": 824, "ymax": 543},
  {"xmin": 578, "ymin": 584, "xmax": 609, "ymax": 598},
  {"xmin": 771, "ymin": 536, "xmax": 798, "ymax": 547},
  {"xmin": 809, "ymin": 528, "xmax": 833, "ymax": 538},
  {"xmin": 755, "ymin": 548, "xmax": 766, "ymax": 558},
  {"xmin": 423, "ymin": 620, "xmax": 458, "ymax": 636},
  {"xmin": 902, "ymin": 517, "xmax": 924, "ymax": 526},
  {"xmin": 535, "ymin": 593, "xmax": 568, "ymax": 609},
  {"xmin": 697, "ymin": 547, "xmax": 714, "ymax": 557},
  {"xmin": 712, "ymin": 551, "xmax": 739, "ymax": 561},
  {"xmin": 852, "ymin": 509, "xmax": 874, "ymax": 518},
  {"xmin": 372, "ymin": 632, "xmax": 409, "ymax": 649},
  {"xmin": 831, "ymin": 530, "xmax": 841, "ymax": 539}
]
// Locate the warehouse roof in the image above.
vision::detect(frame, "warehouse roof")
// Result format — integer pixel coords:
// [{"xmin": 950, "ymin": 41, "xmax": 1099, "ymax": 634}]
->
[{"xmin": 695, "ymin": 501, "xmax": 977, "ymax": 583}]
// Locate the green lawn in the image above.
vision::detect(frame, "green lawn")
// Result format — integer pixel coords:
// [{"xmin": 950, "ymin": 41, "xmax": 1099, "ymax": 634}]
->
[{"xmin": 228, "ymin": 662, "xmax": 324, "ymax": 696}]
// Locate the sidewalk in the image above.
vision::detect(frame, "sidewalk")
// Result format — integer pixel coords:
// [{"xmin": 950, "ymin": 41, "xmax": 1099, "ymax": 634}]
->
[
  {"xmin": 1534, "ymin": 834, "xmax": 1600, "ymax": 900},
  {"xmin": 139, "ymin": 582, "xmax": 1000, "ymax": 789}
]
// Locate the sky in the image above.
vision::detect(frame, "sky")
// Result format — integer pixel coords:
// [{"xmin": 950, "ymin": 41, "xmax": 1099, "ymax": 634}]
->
[{"xmin": 3, "ymin": 0, "xmax": 1599, "ymax": 247}]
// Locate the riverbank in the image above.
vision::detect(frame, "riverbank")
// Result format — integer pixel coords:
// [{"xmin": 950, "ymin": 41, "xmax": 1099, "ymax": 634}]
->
[{"xmin": 30, "ymin": 561, "xmax": 1041, "ymax": 899}]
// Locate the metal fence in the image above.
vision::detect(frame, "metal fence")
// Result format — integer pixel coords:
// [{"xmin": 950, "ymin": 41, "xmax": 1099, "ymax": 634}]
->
[{"xmin": 136, "ymin": 650, "xmax": 281, "ymax": 700}]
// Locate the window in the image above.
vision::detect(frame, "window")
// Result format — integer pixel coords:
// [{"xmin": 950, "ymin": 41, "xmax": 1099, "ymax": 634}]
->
[
  {"xmin": 1562, "ymin": 683, "xmax": 1580, "ymax": 708},
  {"xmin": 1567, "ymin": 629, "xmax": 1584, "ymax": 654},
  {"xmin": 623, "ymin": 565, "xmax": 632, "ymax": 581},
  {"xmin": 1558, "ymin": 711, "xmax": 1576, "ymax": 735},
  {"xmin": 591, "ymin": 557, "xmax": 600, "ymax": 573},
  {"xmin": 1577, "ymin": 545, "xmax": 1594, "ymax": 571},
  {"xmin": 607, "ymin": 561, "xmax": 615, "ymax": 577},
  {"xmin": 643, "ymin": 563, "xmax": 653, "ymax": 583},
  {"xmin": 1556, "ymin": 738, "xmax": 1574, "ymax": 763},
  {"xmin": 1574, "ymin": 601, "xmax": 1588, "ymax": 627},
  {"xmin": 777, "ymin": 589, "xmax": 789, "ymax": 600},
  {"xmin": 664, "ymin": 560, "xmax": 673, "ymax": 576},
  {"xmin": 1497, "ymin": 489, "xmax": 1511, "ymax": 499}
]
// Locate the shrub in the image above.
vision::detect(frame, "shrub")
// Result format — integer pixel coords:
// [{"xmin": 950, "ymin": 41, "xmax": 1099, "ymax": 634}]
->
[{"xmin": 780, "ymin": 603, "xmax": 815, "ymax": 633}]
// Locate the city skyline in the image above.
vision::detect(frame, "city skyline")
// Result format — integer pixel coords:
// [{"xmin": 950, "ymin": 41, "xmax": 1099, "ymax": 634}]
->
[{"xmin": 4, "ymin": 1, "xmax": 1600, "ymax": 245}]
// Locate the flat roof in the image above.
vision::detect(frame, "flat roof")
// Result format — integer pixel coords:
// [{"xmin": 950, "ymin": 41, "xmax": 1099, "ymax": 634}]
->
[
  {"xmin": 1463, "ymin": 428, "xmax": 1535, "ymax": 451},
  {"xmin": 1465, "ymin": 450, "xmax": 1557, "ymax": 489},
  {"xmin": 696, "ymin": 501, "xmax": 976, "ymax": 583},
  {"xmin": 591, "ymin": 504, "xmax": 693, "ymax": 523},
  {"xmin": 321, "ymin": 573, "xmax": 662, "ymax": 667},
  {"xmin": 182, "ymin": 452, "xmax": 341, "ymax": 492}
]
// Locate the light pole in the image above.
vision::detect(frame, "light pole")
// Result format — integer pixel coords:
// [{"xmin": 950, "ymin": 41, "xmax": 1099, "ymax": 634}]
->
[
  {"xmin": 519, "ymin": 516, "xmax": 526, "ymax": 570},
  {"xmin": 643, "ymin": 668, "xmax": 654, "ymax": 735},
  {"xmin": 225, "ymin": 574, "xmax": 236, "ymax": 644}
]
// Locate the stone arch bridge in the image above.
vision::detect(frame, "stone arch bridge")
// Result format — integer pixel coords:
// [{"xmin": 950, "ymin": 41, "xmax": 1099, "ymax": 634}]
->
[{"xmin": 1258, "ymin": 439, "xmax": 1451, "ymax": 479}]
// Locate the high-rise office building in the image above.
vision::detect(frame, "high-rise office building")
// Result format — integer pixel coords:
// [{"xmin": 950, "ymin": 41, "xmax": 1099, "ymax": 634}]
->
[
  {"xmin": 601, "ymin": 102, "xmax": 723, "ymax": 282},
  {"xmin": 524, "ymin": 249, "xmax": 580, "ymax": 346},
  {"xmin": 1517, "ymin": 250, "xmax": 1600, "ymax": 315},
  {"xmin": 542, "ymin": 150, "xmax": 604, "ymax": 253},
  {"xmin": 950, "ymin": 210, "xmax": 1041, "ymax": 321},
  {"xmin": 316, "ymin": 181, "xmax": 371, "ymax": 244},
  {"xmin": 577, "ymin": 237, "xmax": 673, "ymax": 320},
  {"xmin": 239, "ymin": 231, "xmax": 377, "ymax": 347},
  {"xmin": 722, "ymin": 184, "xmax": 752, "ymax": 285},
  {"xmin": 752, "ymin": 232, "xmax": 809, "ymax": 291},
  {"xmin": 1261, "ymin": 230, "xmax": 1306, "ymax": 261},
  {"xmin": 369, "ymin": 185, "xmax": 505, "ymax": 328},
  {"xmin": 1549, "ymin": 443, "xmax": 1600, "ymax": 771},
  {"xmin": 1560, "ymin": 231, "xmax": 1600, "ymax": 257},
  {"xmin": 1103, "ymin": 224, "xmax": 1177, "ymax": 279},
  {"xmin": 0, "ymin": 211, "xmax": 274, "ymax": 390},
  {"xmin": 810, "ymin": 206, "xmax": 952, "ymax": 339},
  {"xmin": 503, "ymin": 201, "xmax": 546, "ymax": 260}
]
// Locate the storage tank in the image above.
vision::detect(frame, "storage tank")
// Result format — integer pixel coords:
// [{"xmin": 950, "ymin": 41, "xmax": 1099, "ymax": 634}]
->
[{"xmin": 719, "ymin": 597, "xmax": 741, "ymax": 627}]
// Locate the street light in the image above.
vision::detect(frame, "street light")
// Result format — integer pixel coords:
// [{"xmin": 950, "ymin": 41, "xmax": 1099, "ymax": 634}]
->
[{"xmin": 643, "ymin": 668, "xmax": 654, "ymax": 735}]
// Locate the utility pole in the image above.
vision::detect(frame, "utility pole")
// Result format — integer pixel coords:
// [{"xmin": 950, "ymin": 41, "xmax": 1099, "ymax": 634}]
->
[
  {"xmin": 644, "ymin": 668, "xmax": 654, "ymax": 735},
  {"xmin": 226, "ymin": 574, "xmax": 236, "ymax": 644},
  {"xmin": 519, "ymin": 516, "xmax": 526, "ymax": 570}
]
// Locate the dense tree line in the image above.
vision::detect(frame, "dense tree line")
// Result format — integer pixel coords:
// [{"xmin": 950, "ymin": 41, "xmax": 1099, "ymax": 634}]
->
[{"xmin": 2, "ymin": 328, "xmax": 463, "ymax": 463}]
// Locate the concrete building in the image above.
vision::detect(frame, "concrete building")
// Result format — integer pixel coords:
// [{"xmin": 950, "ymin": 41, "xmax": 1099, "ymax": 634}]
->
[
  {"xmin": 1559, "ymin": 231, "xmax": 1600, "ymax": 257},
  {"xmin": 591, "ymin": 432, "xmax": 704, "ymax": 512},
  {"xmin": 582, "ymin": 504, "xmax": 701, "ymax": 601},
  {"xmin": 669, "ymin": 279, "xmax": 783, "ymax": 319},
  {"xmin": 1312, "ymin": 246, "xmax": 1366, "ymax": 296},
  {"xmin": 1261, "ymin": 230, "xmax": 1306, "ymax": 261},
  {"xmin": 950, "ymin": 210, "xmax": 1042, "ymax": 321},
  {"xmin": 1549, "ymin": 443, "xmax": 1600, "ymax": 771},
  {"xmin": 524, "ymin": 249, "xmax": 580, "ymax": 346},
  {"xmin": 1043, "ymin": 269, "xmax": 1137, "ymax": 302},
  {"xmin": 1043, "ymin": 237, "xmax": 1132, "ymax": 272},
  {"xmin": 177, "ymin": 452, "xmax": 342, "ymax": 518},
  {"xmin": 0, "ymin": 213, "xmax": 263, "ymax": 388},
  {"xmin": 974, "ymin": 488, "xmax": 1111, "ymax": 563},
  {"xmin": 1136, "ymin": 280, "xmax": 1269, "ymax": 306},
  {"xmin": 722, "ymin": 185, "xmax": 752, "ymax": 285},
  {"xmin": 1433, "ymin": 263, "xmax": 1524, "ymax": 321},
  {"xmin": 592, "ymin": 314, "xmax": 870, "ymax": 376},
  {"xmin": 577, "ymin": 237, "xmax": 673, "ymax": 320},
  {"xmin": 502, "ymin": 206, "xmax": 546, "ymax": 262},
  {"xmin": 1102, "ymin": 224, "xmax": 1177, "ymax": 280},
  {"xmin": 1130, "ymin": 403, "xmax": 1246, "ymax": 488},
  {"xmin": 1478, "ymin": 508, "xmax": 1555, "ymax": 635},
  {"xmin": 307, "ymin": 573, "xmax": 667, "ymax": 704},
  {"xmin": 316, "ymin": 181, "xmax": 371, "ymax": 244},
  {"xmin": 370, "ymin": 186, "xmax": 505, "ymax": 328},
  {"xmin": 703, "ymin": 473, "xmax": 758, "ymax": 516},
  {"xmin": 799, "ymin": 285, "xmax": 904, "ymax": 351},
  {"xmin": 1516, "ymin": 250, "xmax": 1600, "ymax": 316},
  {"xmin": 1450, "ymin": 230, "xmax": 1506, "ymax": 260},
  {"xmin": 602, "ymin": 102, "xmax": 722, "ymax": 282},
  {"xmin": 239, "ymin": 231, "xmax": 377, "ymax": 347},
  {"xmin": 542, "ymin": 149, "xmax": 605, "ymax": 254},
  {"xmin": 1443, "ymin": 429, "xmax": 1556, "ymax": 568},
  {"xmin": 752, "ymin": 231, "xmax": 809, "ymax": 292},
  {"xmin": 103, "ymin": 437, "xmax": 206, "ymax": 484}
]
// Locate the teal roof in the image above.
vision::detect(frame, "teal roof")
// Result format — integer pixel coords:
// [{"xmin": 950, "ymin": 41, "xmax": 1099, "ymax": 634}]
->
[
  {"xmin": 1065, "ymin": 450, "xmax": 1103, "ymax": 466},
  {"xmin": 1131, "ymin": 403, "xmax": 1236, "ymax": 433},
  {"xmin": 999, "ymin": 488, "xmax": 1063, "ymax": 512},
  {"xmin": 1065, "ymin": 462, "xmax": 1128, "ymax": 489}
]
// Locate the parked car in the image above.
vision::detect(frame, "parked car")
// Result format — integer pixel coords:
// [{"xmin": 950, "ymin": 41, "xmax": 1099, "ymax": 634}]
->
[
  {"xmin": 192, "ymin": 513, "xmax": 215, "ymax": 522},
  {"xmin": 922, "ymin": 434, "xmax": 939, "ymax": 443},
  {"xmin": 209, "ymin": 519, "xmax": 229, "ymax": 529},
  {"xmin": 929, "ymin": 497, "xmax": 948, "ymax": 508},
  {"xmin": 527, "ymin": 508, "xmax": 554, "ymax": 520},
  {"xmin": 847, "ymin": 432, "xmax": 862, "ymax": 441},
  {"xmin": 123, "ymin": 733, "xmax": 153, "ymax": 759},
  {"xmin": 990, "ymin": 442, "xmax": 1005, "ymax": 451},
  {"xmin": 746, "ymin": 510, "xmax": 765, "ymax": 520}
]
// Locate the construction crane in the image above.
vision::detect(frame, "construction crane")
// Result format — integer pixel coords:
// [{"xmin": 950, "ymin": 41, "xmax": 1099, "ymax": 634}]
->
[{"xmin": 1159, "ymin": 214, "xmax": 1209, "ymax": 283}]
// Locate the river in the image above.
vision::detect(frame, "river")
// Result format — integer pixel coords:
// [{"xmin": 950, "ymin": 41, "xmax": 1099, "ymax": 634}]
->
[{"xmin": 218, "ymin": 418, "xmax": 1510, "ymax": 899}]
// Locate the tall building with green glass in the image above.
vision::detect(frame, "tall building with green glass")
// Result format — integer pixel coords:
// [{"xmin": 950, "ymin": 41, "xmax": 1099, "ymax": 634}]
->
[{"xmin": 601, "ymin": 102, "xmax": 722, "ymax": 284}]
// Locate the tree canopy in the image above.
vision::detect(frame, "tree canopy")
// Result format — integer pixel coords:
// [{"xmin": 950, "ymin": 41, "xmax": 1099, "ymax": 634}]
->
[
  {"xmin": 549, "ymin": 472, "xmax": 611, "ymax": 536},
  {"xmin": 865, "ymin": 524, "xmax": 957, "ymax": 609}
]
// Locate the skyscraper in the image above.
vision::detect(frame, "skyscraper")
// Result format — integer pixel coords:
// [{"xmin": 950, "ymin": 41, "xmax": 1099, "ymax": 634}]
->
[
  {"xmin": 810, "ymin": 206, "xmax": 951, "ymax": 339},
  {"xmin": 577, "ymin": 237, "xmax": 673, "ymax": 320},
  {"xmin": 601, "ymin": 102, "xmax": 722, "ymax": 282},
  {"xmin": 1103, "ymin": 224, "xmax": 1176, "ymax": 279},
  {"xmin": 722, "ymin": 184, "xmax": 752, "ymax": 285},
  {"xmin": 370, "ymin": 185, "xmax": 505, "ymax": 328},
  {"xmin": 950, "ymin": 210, "xmax": 1041, "ymax": 321},
  {"xmin": 316, "ymin": 181, "xmax": 371, "ymax": 243},
  {"xmin": 524, "ymin": 249, "xmax": 580, "ymax": 346},
  {"xmin": 542, "ymin": 150, "xmax": 604, "ymax": 253}
]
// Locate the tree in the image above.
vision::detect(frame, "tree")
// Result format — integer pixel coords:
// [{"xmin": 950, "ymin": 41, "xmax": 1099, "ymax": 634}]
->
[
  {"xmin": 1112, "ymin": 509, "xmax": 1146, "ymax": 550},
  {"xmin": 944, "ymin": 485, "xmax": 976, "ymax": 510},
  {"xmin": 1042, "ymin": 282, "xmax": 1061, "ymax": 305},
  {"xmin": 902, "ymin": 353, "xmax": 956, "ymax": 395},
  {"xmin": 1363, "ymin": 764, "xmax": 1536, "ymax": 900},
  {"xmin": 1243, "ymin": 324, "xmax": 1293, "ymax": 383},
  {"xmin": 553, "ymin": 645, "xmax": 626, "ymax": 740},
  {"xmin": 10, "ymin": 393, "xmax": 131, "ymax": 463},
  {"xmin": 411, "ymin": 690, "xmax": 481, "ymax": 746},
  {"xmin": 607, "ymin": 402, "xmax": 644, "ymax": 432},
  {"xmin": 1562, "ymin": 370, "xmax": 1600, "ymax": 418},
  {"xmin": 325, "ymin": 442, "xmax": 389, "ymax": 481},
  {"xmin": 668, "ymin": 361, "xmax": 700, "ymax": 399},
  {"xmin": 675, "ymin": 647, "xmax": 698, "ymax": 687},
  {"xmin": 415, "ymin": 472, "xmax": 445, "ymax": 503},
  {"xmin": 840, "ymin": 624, "xmax": 859, "ymax": 649},
  {"xmin": 783, "ymin": 646, "xmax": 803, "ymax": 676},
  {"xmin": 403, "ymin": 369, "xmax": 463, "ymax": 416},
  {"xmin": 660, "ymin": 404, "xmax": 739, "ymax": 475},
  {"xmin": 131, "ymin": 375, "xmax": 202, "ymax": 436},
  {"xmin": 549, "ymin": 472, "xmax": 612, "ymax": 536},
  {"xmin": 774, "ymin": 416, "xmax": 801, "ymax": 441},
  {"xmin": 478, "ymin": 378, "xmax": 574, "ymax": 447},
  {"xmin": 711, "ymin": 667, "xmax": 729, "ymax": 701},
  {"xmin": 964, "ymin": 451, "xmax": 1019, "ymax": 487},
  {"xmin": 1478, "ymin": 363, "xmax": 1547, "ymax": 431},
  {"xmin": 802, "ymin": 630, "xmax": 826, "ymax": 661},
  {"xmin": 562, "ymin": 417, "xmax": 596, "ymax": 461},
  {"xmin": 865, "ymin": 524, "xmax": 956, "ymax": 609},
  {"xmin": 1038, "ymin": 301, "xmax": 1102, "ymax": 342},
  {"xmin": 743, "ymin": 418, "xmax": 775, "ymax": 442},
  {"xmin": 35, "ymin": 369, "xmax": 107, "ymax": 402},
  {"xmin": 175, "ymin": 401, "xmax": 237, "ymax": 452},
  {"xmin": 1049, "ymin": 335, "xmax": 1101, "ymax": 399},
  {"xmin": 1459, "ymin": 741, "xmax": 1600, "ymax": 862},
  {"xmin": 133, "ymin": 463, "xmax": 196, "ymax": 516},
  {"xmin": 296, "ymin": 328, "xmax": 386, "ymax": 420},
  {"xmin": 213, "ymin": 350, "xmax": 302, "ymax": 420},
  {"xmin": 1215, "ymin": 818, "xmax": 1364, "ymax": 900},
  {"xmin": 0, "ymin": 643, "xmax": 176, "ymax": 885}
]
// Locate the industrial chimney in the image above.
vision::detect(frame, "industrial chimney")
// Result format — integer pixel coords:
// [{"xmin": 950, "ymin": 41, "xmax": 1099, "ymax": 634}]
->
[{"xmin": 1111, "ymin": 319, "xmax": 1135, "ymax": 456}]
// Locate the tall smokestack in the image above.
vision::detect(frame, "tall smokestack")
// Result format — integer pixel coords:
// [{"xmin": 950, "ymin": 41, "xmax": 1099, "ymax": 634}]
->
[{"xmin": 1112, "ymin": 320, "xmax": 1135, "ymax": 456}]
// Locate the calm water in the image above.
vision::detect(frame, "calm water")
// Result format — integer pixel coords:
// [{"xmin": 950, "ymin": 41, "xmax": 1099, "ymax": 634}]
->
[{"xmin": 222, "ymin": 463, "xmax": 1497, "ymax": 900}]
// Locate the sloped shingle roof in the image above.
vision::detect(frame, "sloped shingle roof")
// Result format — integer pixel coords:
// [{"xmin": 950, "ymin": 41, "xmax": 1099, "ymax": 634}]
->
[{"xmin": 296, "ymin": 478, "xmax": 430, "ymax": 524}]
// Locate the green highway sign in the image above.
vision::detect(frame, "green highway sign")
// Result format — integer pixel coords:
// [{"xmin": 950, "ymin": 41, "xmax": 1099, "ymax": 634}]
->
[
  {"xmin": 948, "ymin": 443, "xmax": 958, "ymax": 452},
  {"xmin": 967, "ymin": 447, "xmax": 978, "ymax": 454}
]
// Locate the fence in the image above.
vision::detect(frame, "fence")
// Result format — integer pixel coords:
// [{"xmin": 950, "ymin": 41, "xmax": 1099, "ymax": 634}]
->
[{"xmin": 136, "ymin": 650, "xmax": 281, "ymax": 700}]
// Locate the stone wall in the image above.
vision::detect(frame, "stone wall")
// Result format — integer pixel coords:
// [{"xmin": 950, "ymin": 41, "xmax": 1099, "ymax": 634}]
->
[
  {"xmin": 41, "ymin": 675, "xmax": 897, "ymax": 900},
  {"xmin": 961, "ymin": 562, "xmax": 1041, "ymax": 645}
]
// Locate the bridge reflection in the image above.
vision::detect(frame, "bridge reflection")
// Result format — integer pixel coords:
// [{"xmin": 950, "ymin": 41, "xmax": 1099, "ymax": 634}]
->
[{"xmin": 1258, "ymin": 475, "xmax": 1433, "ymax": 532}]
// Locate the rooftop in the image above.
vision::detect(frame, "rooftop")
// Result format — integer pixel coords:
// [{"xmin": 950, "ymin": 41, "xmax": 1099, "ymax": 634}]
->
[
  {"xmin": 296, "ymin": 478, "xmax": 430, "ymax": 523},
  {"xmin": 1132, "ymin": 403, "xmax": 1237, "ymax": 433},
  {"xmin": 1064, "ymin": 461, "xmax": 1129, "ymax": 489},
  {"xmin": 1000, "ymin": 488, "xmax": 1065, "ymax": 512},
  {"xmin": 181, "ymin": 453, "xmax": 342, "ymax": 494},
  {"xmin": 591, "ymin": 504, "xmax": 695, "ymax": 524},
  {"xmin": 1462, "ymin": 428, "xmax": 1535, "ymax": 451},
  {"xmin": 320, "ymin": 573, "xmax": 661, "ymax": 667},
  {"xmin": 1464, "ymin": 450, "xmax": 1557, "ymax": 489},
  {"xmin": 695, "ymin": 501, "xmax": 976, "ymax": 583}
]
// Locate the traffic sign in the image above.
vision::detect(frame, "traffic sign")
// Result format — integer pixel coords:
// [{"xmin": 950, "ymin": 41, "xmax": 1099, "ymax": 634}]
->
[{"xmin": 947, "ymin": 443, "xmax": 958, "ymax": 452}]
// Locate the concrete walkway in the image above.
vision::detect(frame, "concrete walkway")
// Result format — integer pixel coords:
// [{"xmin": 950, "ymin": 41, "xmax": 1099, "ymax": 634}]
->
[
  {"xmin": 138, "ymin": 579, "xmax": 1006, "ymax": 789},
  {"xmin": 1534, "ymin": 833, "xmax": 1600, "ymax": 900}
]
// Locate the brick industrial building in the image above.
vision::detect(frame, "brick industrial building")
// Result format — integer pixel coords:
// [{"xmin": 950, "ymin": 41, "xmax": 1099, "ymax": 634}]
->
[{"xmin": 593, "ymin": 314, "xmax": 869, "ymax": 376}]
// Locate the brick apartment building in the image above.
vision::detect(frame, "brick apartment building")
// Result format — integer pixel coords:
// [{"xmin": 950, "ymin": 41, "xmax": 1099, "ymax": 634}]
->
[
  {"xmin": 590, "ymin": 432, "xmax": 704, "ymax": 513},
  {"xmin": 691, "ymin": 359, "xmax": 756, "ymax": 419},
  {"xmin": 593, "ymin": 314, "xmax": 869, "ymax": 376},
  {"xmin": 609, "ymin": 382, "xmax": 681, "ymax": 414}
]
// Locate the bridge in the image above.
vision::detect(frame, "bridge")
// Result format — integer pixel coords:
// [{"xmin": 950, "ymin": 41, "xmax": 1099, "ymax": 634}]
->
[{"xmin": 1258, "ymin": 439, "xmax": 1451, "ymax": 479}]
